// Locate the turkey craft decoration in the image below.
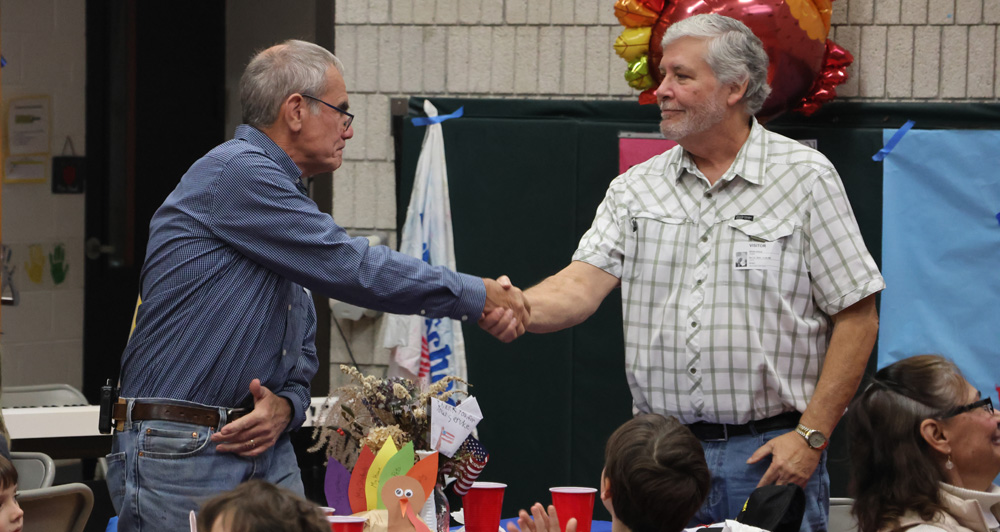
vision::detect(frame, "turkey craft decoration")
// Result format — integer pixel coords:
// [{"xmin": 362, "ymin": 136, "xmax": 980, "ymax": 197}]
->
[
  {"xmin": 344, "ymin": 439, "xmax": 439, "ymax": 532},
  {"xmin": 613, "ymin": 0, "xmax": 853, "ymax": 121},
  {"xmin": 382, "ymin": 475, "xmax": 433, "ymax": 532}
]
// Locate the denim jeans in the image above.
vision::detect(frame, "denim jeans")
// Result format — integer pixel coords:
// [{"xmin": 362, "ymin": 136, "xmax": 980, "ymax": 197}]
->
[
  {"xmin": 106, "ymin": 398, "xmax": 304, "ymax": 532},
  {"xmin": 689, "ymin": 425, "xmax": 829, "ymax": 532}
]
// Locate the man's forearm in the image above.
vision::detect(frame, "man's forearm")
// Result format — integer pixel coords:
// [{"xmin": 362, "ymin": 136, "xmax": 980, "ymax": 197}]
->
[
  {"xmin": 798, "ymin": 294, "xmax": 879, "ymax": 436},
  {"xmin": 525, "ymin": 261, "xmax": 619, "ymax": 334}
]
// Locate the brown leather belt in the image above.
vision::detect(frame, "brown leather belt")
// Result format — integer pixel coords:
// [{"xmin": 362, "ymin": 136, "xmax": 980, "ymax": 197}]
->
[
  {"xmin": 687, "ymin": 412, "xmax": 801, "ymax": 442},
  {"xmin": 112, "ymin": 401, "xmax": 247, "ymax": 429}
]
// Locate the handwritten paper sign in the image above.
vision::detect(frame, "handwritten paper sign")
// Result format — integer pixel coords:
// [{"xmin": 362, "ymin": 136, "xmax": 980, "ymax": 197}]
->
[{"xmin": 430, "ymin": 397, "xmax": 482, "ymax": 457}]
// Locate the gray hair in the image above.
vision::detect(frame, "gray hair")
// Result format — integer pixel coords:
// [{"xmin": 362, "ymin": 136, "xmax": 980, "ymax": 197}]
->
[
  {"xmin": 661, "ymin": 14, "xmax": 772, "ymax": 115},
  {"xmin": 239, "ymin": 39, "xmax": 345, "ymax": 129}
]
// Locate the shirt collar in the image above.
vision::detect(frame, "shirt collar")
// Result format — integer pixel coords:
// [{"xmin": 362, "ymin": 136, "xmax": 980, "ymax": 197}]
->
[
  {"xmin": 234, "ymin": 124, "xmax": 307, "ymax": 187},
  {"xmin": 673, "ymin": 117, "xmax": 768, "ymax": 187},
  {"xmin": 941, "ymin": 482, "xmax": 1000, "ymax": 529}
]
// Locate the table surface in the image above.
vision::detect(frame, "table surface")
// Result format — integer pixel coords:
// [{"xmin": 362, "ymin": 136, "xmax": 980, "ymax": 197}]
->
[{"xmin": 2, "ymin": 396, "xmax": 332, "ymax": 439}]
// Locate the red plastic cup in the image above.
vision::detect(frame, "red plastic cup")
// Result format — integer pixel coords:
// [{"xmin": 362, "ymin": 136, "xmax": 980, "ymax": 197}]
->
[
  {"xmin": 550, "ymin": 487, "xmax": 597, "ymax": 532},
  {"xmin": 462, "ymin": 482, "xmax": 507, "ymax": 532},
  {"xmin": 326, "ymin": 515, "xmax": 367, "ymax": 532}
]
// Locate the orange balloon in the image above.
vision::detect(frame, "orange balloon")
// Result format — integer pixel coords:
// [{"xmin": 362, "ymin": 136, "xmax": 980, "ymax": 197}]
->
[{"xmin": 614, "ymin": 0, "xmax": 660, "ymax": 27}]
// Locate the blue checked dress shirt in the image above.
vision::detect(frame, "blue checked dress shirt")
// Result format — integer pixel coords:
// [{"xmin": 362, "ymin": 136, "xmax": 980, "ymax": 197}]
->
[{"xmin": 120, "ymin": 125, "xmax": 486, "ymax": 430}]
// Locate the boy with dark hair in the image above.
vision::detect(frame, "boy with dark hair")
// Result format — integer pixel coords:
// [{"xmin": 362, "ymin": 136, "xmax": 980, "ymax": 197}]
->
[
  {"xmin": 509, "ymin": 414, "xmax": 710, "ymax": 532},
  {"xmin": 0, "ymin": 455, "xmax": 23, "ymax": 532},
  {"xmin": 196, "ymin": 479, "xmax": 329, "ymax": 532}
]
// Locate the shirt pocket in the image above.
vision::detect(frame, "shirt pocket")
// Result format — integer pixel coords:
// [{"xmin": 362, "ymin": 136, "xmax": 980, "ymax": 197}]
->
[
  {"xmin": 727, "ymin": 217, "xmax": 796, "ymax": 243},
  {"xmin": 623, "ymin": 212, "xmax": 691, "ymax": 282},
  {"xmin": 725, "ymin": 216, "xmax": 806, "ymax": 296}
]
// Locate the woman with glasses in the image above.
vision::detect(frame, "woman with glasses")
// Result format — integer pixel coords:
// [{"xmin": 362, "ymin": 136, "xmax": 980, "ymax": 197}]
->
[{"xmin": 846, "ymin": 354, "xmax": 1000, "ymax": 532}]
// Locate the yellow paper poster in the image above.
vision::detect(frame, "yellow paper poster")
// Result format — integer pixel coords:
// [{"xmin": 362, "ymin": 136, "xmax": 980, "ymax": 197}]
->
[{"xmin": 366, "ymin": 439, "xmax": 398, "ymax": 510}]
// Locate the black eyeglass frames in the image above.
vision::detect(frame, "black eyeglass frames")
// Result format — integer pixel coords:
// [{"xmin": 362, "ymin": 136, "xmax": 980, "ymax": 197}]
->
[
  {"xmin": 940, "ymin": 396, "xmax": 994, "ymax": 419},
  {"xmin": 302, "ymin": 94, "xmax": 354, "ymax": 130}
]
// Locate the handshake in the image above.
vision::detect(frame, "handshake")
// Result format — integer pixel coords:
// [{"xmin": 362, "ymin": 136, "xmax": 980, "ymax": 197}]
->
[{"xmin": 479, "ymin": 275, "xmax": 531, "ymax": 343}]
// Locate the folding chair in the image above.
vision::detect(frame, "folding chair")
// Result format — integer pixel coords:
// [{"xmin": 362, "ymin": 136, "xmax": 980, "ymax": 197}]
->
[
  {"xmin": 1, "ymin": 384, "xmax": 94, "ymax": 482},
  {"xmin": 0, "ymin": 384, "xmax": 89, "ymax": 408},
  {"xmin": 829, "ymin": 497, "xmax": 858, "ymax": 532},
  {"xmin": 9, "ymin": 451, "xmax": 55, "ymax": 489},
  {"xmin": 17, "ymin": 482, "xmax": 94, "ymax": 532}
]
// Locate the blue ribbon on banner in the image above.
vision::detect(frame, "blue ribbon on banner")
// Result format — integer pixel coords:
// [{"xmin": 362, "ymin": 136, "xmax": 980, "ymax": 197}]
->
[
  {"xmin": 872, "ymin": 119, "xmax": 915, "ymax": 161},
  {"xmin": 411, "ymin": 106, "xmax": 464, "ymax": 126}
]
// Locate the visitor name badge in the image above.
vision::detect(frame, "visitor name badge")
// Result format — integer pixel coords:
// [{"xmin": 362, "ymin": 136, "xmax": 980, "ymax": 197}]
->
[{"xmin": 733, "ymin": 241, "xmax": 780, "ymax": 271}]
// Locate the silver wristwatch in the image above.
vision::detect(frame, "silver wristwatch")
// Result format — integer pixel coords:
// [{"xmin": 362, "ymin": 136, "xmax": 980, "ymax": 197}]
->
[{"xmin": 795, "ymin": 423, "xmax": 829, "ymax": 450}]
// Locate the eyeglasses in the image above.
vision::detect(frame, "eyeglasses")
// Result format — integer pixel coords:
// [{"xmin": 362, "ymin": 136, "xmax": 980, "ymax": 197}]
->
[
  {"xmin": 302, "ymin": 94, "xmax": 354, "ymax": 130},
  {"xmin": 939, "ymin": 396, "xmax": 994, "ymax": 419}
]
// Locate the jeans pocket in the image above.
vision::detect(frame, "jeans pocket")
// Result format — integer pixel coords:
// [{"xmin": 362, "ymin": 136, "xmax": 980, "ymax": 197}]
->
[
  {"xmin": 105, "ymin": 451, "xmax": 127, "ymax": 514},
  {"xmin": 138, "ymin": 421, "xmax": 213, "ymax": 459}
]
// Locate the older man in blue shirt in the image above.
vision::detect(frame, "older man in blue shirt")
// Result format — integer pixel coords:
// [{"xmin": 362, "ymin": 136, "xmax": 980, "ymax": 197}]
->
[{"xmin": 108, "ymin": 40, "xmax": 528, "ymax": 531}]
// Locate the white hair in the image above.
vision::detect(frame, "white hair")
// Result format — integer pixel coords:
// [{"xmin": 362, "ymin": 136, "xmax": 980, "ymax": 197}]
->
[
  {"xmin": 239, "ymin": 39, "xmax": 345, "ymax": 128},
  {"xmin": 662, "ymin": 14, "xmax": 772, "ymax": 115}
]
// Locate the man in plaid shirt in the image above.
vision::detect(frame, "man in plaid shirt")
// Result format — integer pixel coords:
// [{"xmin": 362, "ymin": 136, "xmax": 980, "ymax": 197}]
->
[{"xmin": 483, "ymin": 14, "xmax": 883, "ymax": 532}]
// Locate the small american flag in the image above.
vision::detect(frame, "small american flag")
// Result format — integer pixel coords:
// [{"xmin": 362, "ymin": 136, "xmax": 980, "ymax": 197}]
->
[
  {"xmin": 452, "ymin": 437, "xmax": 489, "ymax": 496},
  {"xmin": 435, "ymin": 427, "xmax": 456, "ymax": 450}
]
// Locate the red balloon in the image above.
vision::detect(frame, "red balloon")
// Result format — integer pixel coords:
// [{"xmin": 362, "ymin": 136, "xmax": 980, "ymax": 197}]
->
[
  {"xmin": 640, "ymin": 0, "xmax": 851, "ymax": 122},
  {"xmin": 639, "ymin": 0, "xmax": 666, "ymax": 11}
]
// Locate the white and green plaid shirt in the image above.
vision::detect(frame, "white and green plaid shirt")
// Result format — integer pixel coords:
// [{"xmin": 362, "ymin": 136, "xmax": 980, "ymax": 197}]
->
[{"xmin": 573, "ymin": 119, "xmax": 885, "ymax": 425}]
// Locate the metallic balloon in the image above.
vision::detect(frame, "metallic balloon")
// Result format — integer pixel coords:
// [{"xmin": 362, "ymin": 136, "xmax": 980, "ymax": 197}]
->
[
  {"xmin": 614, "ymin": 0, "xmax": 660, "ymax": 27},
  {"xmin": 625, "ymin": 55, "xmax": 655, "ymax": 90},
  {"xmin": 620, "ymin": 0, "xmax": 851, "ymax": 121},
  {"xmin": 614, "ymin": 27, "xmax": 653, "ymax": 62}
]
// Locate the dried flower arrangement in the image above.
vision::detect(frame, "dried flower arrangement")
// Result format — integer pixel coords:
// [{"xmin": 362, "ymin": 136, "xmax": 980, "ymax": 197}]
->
[{"xmin": 310, "ymin": 365, "xmax": 471, "ymax": 474}]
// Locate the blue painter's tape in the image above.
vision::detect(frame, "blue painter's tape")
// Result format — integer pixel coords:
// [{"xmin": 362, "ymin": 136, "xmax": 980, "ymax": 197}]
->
[
  {"xmin": 873, "ymin": 120, "xmax": 916, "ymax": 161},
  {"xmin": 411, "ymin": 106, "xmax": 464, "ymax": 126}
]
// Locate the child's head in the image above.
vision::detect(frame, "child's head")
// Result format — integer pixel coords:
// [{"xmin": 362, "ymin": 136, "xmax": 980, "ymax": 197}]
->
[
  {"xmin": 0, "ymin": 456, "xmax": 23, "ymax": 532},
  {"xmin": 601, "ymin": 414, "xmax": 710, "ymax": 532},
  {"xmin": 196, "ymin": 480, "xmax": 328, "ymax": 532}
]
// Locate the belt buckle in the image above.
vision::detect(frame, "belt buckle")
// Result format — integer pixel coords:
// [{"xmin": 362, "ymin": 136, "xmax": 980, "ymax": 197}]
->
[
  {"xmin": 225, "ymin": 407, "xmax": 245, "ymax": 423},
  {"xmin": 704, "ymin": 424, "xmax": 728, "ymax": 442}
]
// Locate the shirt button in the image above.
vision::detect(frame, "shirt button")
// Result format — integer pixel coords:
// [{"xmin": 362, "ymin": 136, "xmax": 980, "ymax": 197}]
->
[
  {"xmin": 695, "ymin": 279, "xmax": 703, "ymax": 285},
  {"xmin": 690, "ymin": 367, "xmax": 697, "ymax": 374},
  {"xmin": 691, "ymin": 321, "xmax": 698, "ymax": 328},
  {"xmin": 282, "ymin": 349, "xmax": 287, "ymax": 356},
  {"xmin": 701, "ymin": 236, "xmax": 709, "ymax": 242},
  {"xmin": 461, "ymin": 315, "xmax": 468, "ymax": 321},
  {"xmin": 705, "ymin": 192, "xmax": 713, "ymax": 199},
  {"xmin": 420, "ymin": 309, "xmax": 427, "ymax": 316},
  {"xmin": 288, "ymin": 304, "xmax": 292, "ymax": 311}
]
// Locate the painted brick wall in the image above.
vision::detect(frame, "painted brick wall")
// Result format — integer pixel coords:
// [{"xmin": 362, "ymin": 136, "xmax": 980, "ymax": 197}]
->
[
  {"xmin": 327, "ymin": 0, "xmax": 1000, "ymax": 378},
  {"xmin": 0, "ymin": 0, "xmax": 87, "ymax": 389}
]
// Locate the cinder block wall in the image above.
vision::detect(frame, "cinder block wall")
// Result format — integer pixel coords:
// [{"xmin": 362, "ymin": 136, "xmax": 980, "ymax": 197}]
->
[
  {"xmin": 0, "ymin": 0, "xmax": 87, "ymax": 389},
  {"xmin": 327, "ymin": 0, "xmax": 1000, "ymax": 382}
]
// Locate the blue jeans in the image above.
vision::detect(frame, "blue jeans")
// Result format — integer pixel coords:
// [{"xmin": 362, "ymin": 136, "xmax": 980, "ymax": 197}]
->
[
  {"xmin": 689, "ymin": 426, "xmax": 829, "ymax": 532},
  {"xmin": 106, "ymin": 398, "xmax": 303, "ymax": 532}
]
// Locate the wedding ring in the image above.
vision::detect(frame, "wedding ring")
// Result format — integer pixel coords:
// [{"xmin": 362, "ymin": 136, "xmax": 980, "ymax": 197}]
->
[{"xmin": 247, "ymin": 439, "xmax": 255, "ymax": 449}]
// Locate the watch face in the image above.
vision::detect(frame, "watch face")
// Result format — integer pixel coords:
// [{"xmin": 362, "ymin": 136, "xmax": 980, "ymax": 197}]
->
[{"xmin": 808, "ymin": 431, "xmax": 827, "ymax": 448}]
